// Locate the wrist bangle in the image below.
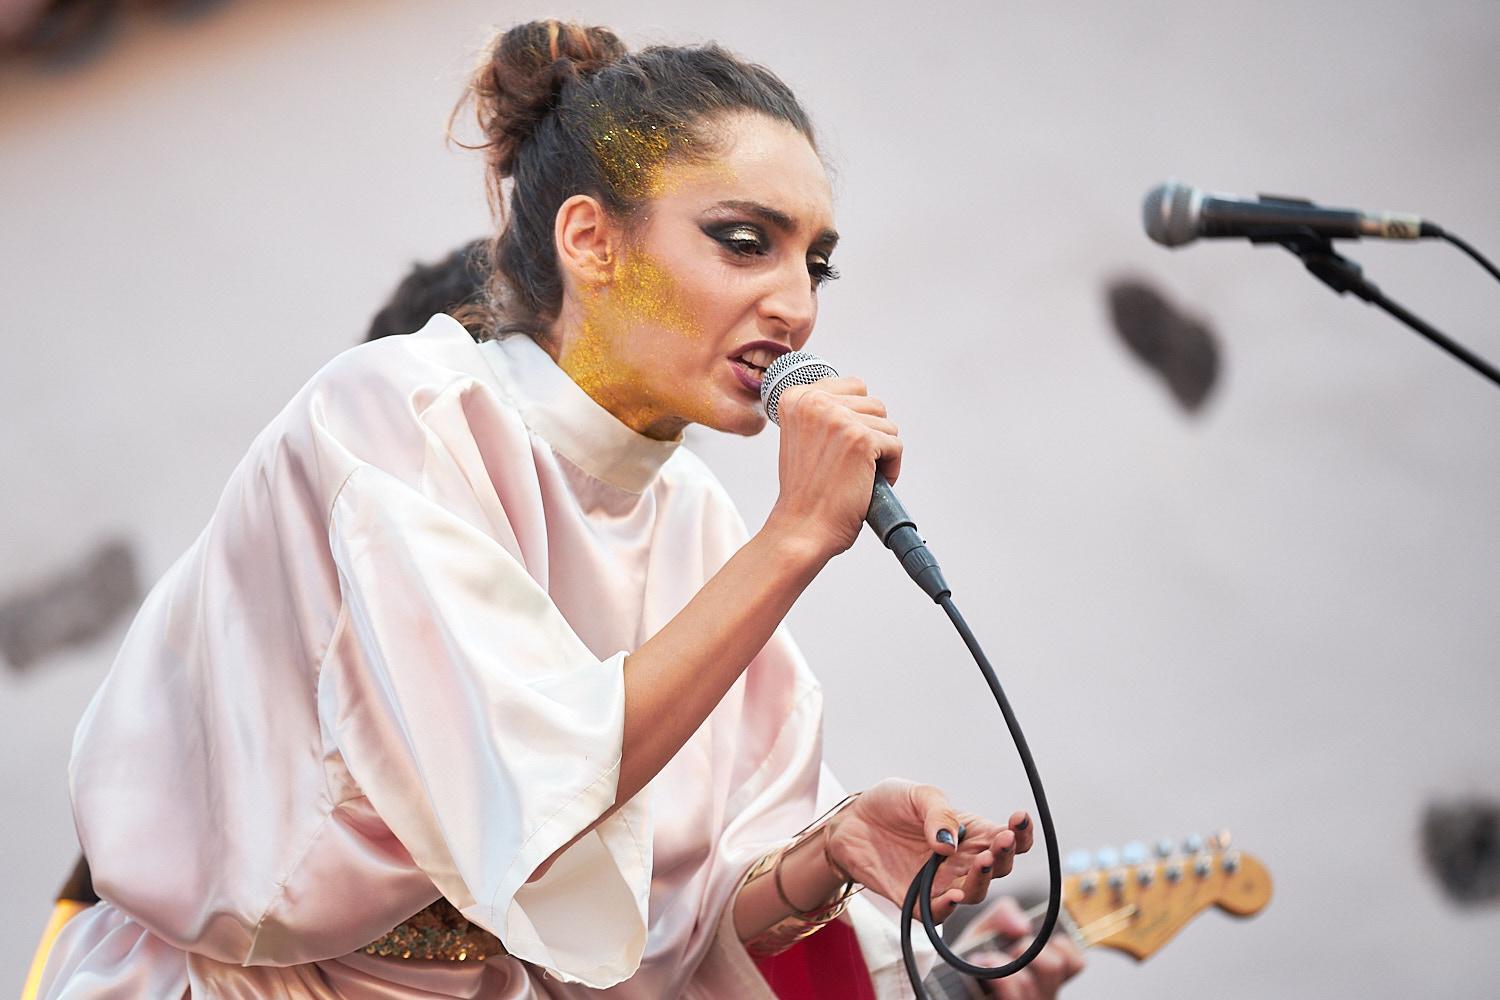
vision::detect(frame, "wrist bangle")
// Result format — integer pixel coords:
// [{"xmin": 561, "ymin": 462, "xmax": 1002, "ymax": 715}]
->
[{"xmin": 740, "ymin": 794, "xmax": 865, "ymax": 957}]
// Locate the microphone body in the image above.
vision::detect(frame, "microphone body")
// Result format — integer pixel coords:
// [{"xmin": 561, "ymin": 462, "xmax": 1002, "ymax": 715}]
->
[
  {"xmin": 760, "ymin": 352, "xmax": 952, "ymax": 601},
  {"xmin": 1144, "ymin": 180, "xmax": 1433, "ymax": 247}
]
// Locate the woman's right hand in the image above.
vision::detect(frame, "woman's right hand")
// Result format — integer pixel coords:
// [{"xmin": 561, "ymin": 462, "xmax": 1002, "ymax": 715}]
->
[
  {"xmin": 826, "ymin": 780, "xmax": 1032, "ymax": 922},
  {"xmin": 763, "ymin": 375, "xmax": 903, "ymax": 562}
]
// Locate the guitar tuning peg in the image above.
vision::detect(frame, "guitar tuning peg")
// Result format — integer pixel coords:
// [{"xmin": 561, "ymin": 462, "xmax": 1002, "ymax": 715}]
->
[
  {"xmin": 1121, "ymin": 842, "xmax": 1148, "ymax": 866},
  {"xmin": 1154, "ymin": 838, "xmax": 1175, "ymax": 858},
  {"xmin": 1064, "ymin": 850, "xmax": 1092, "ymax": 874},
  {"xmin": 1222, "ymin": 850, "xmax": 1242, "ymax": 874},
  {"xmin": 1193, "ymin": 854, "xmax": 1213, "ymax": 878},
  {"xmin": 1094, "ymin": 846, "xmax": 1120, "ymax": 870},
  {"xmin": 1183, "ymin": 833, "xmax": 1204, "ymax": 854},
  {"xmin": 1208, "ymin": 828, "xmax": 1233, "ymax": 851}
]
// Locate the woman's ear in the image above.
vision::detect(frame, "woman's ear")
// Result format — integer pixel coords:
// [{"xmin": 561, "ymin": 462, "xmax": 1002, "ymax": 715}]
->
[{"xmin": 554, "ymin": 194, "xmax": 620, "ymax": 287}]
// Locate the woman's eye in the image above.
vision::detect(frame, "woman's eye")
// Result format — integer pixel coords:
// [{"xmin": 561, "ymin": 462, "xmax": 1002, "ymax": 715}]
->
[
  {"xmin": 715, "ymin": 225, "xmax": 767, "ymax": 256},
  {"xmin": 809, "ymin": 259, "xmax": 841, "ymax": 288}
]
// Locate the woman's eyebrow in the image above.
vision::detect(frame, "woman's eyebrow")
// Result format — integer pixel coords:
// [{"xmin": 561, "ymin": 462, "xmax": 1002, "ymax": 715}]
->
[{"xmin": 709, "ymin": 199, "xmax": 839, "ymax": 248}]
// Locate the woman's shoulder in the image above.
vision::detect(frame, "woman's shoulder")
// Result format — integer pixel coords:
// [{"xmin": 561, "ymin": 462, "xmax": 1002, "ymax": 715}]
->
[{"xmin": 309, "ymin": 313, "xmax": 496, "ymax": 404}]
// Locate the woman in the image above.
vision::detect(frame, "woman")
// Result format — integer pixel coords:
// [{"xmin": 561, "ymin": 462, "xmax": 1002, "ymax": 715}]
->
[{"xmin": 39, "ymin": 20, "xmax": 1077, "ymax": 999}]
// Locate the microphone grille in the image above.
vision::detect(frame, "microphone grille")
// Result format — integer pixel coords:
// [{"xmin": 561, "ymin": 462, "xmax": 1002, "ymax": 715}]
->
[
  {"xmin": 1142, "ymin": 180, "xmax": 1202, "ymax": 247},
  {"xmin": 760, "ymin": 351, "xmax": 840, "ymax": 424}
]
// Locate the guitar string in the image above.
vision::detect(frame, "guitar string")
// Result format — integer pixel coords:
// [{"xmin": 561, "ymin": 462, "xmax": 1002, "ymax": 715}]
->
[{"xmin": 1073, "ymin": 904, "xmax": 1138, "ymax": 945}]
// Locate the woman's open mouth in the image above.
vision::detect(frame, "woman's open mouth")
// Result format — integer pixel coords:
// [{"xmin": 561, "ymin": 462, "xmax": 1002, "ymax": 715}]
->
[{"xmin": 728, "ymin": 345, "xmax": 787, "ymax": 395}]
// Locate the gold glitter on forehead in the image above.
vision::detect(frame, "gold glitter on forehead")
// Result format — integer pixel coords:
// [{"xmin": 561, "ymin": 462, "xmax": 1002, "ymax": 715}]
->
[{"xmin": 589, "ymin": 104, "xmax": 681, "ymax": 201}]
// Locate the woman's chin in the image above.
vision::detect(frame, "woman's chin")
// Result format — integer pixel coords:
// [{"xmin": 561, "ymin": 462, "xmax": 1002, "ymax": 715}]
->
[{"xmin": 702, "ymin": 401, "xmax": 770, "ymax": 437}]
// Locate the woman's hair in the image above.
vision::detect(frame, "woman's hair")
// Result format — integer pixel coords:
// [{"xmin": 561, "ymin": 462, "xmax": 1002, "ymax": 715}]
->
[{"xmin": 451, "ymin": 20, "xmax": 816, "ymax": 338}]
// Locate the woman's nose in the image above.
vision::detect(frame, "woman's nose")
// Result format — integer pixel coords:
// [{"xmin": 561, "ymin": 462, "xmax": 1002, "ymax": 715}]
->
[{"xmin": 757, "ymin": 261, "xmax": 817, "ymax": 340}]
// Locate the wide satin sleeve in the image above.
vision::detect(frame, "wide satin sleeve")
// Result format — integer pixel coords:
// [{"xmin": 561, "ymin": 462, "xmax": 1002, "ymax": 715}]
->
[{"xmin": 317, "ymin": 461, "xmax": 651, "ymax": 988}]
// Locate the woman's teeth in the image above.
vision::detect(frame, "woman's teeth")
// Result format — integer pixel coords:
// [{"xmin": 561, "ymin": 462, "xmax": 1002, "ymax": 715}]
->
[{"xmin": 736, "ymin": 347, "xmax": 779, "ymax": 371}]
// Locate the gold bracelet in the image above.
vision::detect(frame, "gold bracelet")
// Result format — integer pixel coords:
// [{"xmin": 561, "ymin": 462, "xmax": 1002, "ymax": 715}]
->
[{"xmin": 742, "ymin": 794, "xmax": 865, "ymax": 956}]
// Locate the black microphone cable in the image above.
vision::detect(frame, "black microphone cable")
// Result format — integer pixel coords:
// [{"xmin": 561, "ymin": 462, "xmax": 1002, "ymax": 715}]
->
[
  {"xmin": 1426, "ymin": 224, "xmax": 1500, "ymax": 287},
  {"xmin": 897, "ymin": 590, "xmax": 1062, "ymax": 996},
  {"xmin": 757, "ymin": 351, "xmax": 1063, "ymax": 993}
]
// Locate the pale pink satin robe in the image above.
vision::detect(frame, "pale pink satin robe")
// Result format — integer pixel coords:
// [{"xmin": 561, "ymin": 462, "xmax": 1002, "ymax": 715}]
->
[{"xmin": 41, "ymin": 315, "xmax": 919, "ymax": 999}]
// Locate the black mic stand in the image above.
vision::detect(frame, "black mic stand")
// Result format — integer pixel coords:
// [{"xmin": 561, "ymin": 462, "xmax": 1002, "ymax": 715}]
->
[{"xmin": 1244, "ymin": 220, "xmax": 1500, "ymax": 389}]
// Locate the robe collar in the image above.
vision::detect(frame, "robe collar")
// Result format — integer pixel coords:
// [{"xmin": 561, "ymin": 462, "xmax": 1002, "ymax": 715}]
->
[{"xmin": 478, "ymin": 328, "xmax": 682, "ymax": 494}]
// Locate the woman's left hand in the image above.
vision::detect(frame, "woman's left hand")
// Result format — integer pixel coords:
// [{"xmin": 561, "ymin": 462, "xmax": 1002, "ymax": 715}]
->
[{"xmin": 826, "ymin": 779, "xmax": 1033, "ymax": 921}]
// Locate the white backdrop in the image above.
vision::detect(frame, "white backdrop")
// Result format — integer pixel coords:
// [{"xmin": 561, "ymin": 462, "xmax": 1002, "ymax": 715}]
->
[{"xmin": 3, "ymin": 1, "xmax": 1499, "ymax": 995}]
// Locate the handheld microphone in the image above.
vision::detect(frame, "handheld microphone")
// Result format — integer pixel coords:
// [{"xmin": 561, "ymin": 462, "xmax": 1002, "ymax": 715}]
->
[
  {"xmin": 760, "ymin": 351, "xmax": 951, "ymax": 602},
  {"xmin": 1143, "ymin": 179, "xmax": 1439, "ymax": 248}
]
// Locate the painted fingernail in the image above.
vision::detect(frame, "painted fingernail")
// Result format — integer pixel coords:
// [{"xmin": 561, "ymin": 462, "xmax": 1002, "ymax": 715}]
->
[
  {"xmin": 937, "ymin": 828, "xmax": 955, "ymax": 846},
  {"xmin": 957, "ymin": 824, "xmax": 967, "ymax": 840},
  {"xmin": 1016, "ymin": 816, "xmax": 1029, "ymax": 831},
  {"xmin": 980, "ymin": 865, "xmax": 992, "ymax": 874}
]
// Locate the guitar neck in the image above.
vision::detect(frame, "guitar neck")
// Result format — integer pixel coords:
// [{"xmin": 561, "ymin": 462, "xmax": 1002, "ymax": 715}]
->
[{"xmin": 921, "ymin": 840, "xmax": 1272, "ymax": 996}]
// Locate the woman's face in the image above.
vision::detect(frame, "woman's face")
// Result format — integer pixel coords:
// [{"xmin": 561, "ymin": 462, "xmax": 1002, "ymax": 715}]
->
[{"xmin": 551, "ymin": 111, "xmax": 838, "ymax": 441}]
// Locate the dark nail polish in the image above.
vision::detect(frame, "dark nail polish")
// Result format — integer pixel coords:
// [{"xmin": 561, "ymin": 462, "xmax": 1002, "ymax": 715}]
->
[
  {"xmin": 1016, "ymin": 816, "xmax": 1029, "ymax": 831},
  {"xmin": 937, "ymin": 828, "xmax": 955, "ymax": 846},
  {"xmin": 980, "ymin": 865, "xmax": 992, "ymax": 874}
]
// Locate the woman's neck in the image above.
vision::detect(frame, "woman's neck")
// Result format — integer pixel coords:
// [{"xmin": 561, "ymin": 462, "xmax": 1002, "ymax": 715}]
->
[{"xmin": 538, "ymin": 318, "xmax": 687, "ymax": 442}]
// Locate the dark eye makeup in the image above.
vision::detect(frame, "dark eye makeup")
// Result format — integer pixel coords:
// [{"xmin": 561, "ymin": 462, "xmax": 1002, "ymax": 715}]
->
[{"xmin": 701, "ymin": 221, "xmax": 841, "ymax": 287}]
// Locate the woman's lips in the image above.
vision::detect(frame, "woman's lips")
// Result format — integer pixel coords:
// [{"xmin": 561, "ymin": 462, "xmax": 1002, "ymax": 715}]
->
[{"xmin": 728, "ymin": 357, "xmax": 765, "ymax": 395}]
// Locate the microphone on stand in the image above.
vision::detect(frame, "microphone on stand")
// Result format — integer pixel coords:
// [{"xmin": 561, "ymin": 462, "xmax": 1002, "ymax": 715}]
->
[
  {"xmin": 1141, "ymin": 180, "xmax": 1500, "ymax": 388},
  {"xmin": 1142, "ymin": 179, "xmax": 1440, "ymax": 247},
  {"xmin": 759, "ymin": 351, "xmax": 952, "ymax": 602}
]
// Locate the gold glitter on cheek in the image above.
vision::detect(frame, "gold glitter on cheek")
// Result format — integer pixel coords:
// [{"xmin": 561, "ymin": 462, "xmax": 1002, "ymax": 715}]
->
[
  {"xmin": 561, "ymin": 243, "xmax": 710, "ymax": 439},
  {"xmin": 610, "ymin": 247, "xmax": 699, "ymax": 339}
]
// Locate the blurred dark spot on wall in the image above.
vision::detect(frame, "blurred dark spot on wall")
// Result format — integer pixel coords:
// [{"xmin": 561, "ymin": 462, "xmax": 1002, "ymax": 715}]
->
[
  {"xmin": 1106, "ymin": 276, "xmax": 1221, "ymax": 414},
  {"xmin": 1422, "ymin": 798, "xmax": 1500, "ymax": 906},
  {"xmin": 1, "ymin": 0, "xmax": 231, "ymax": 69},
  {"xmin": 0, "ymin": 538, "xmax": 140, "ymax": 672}
]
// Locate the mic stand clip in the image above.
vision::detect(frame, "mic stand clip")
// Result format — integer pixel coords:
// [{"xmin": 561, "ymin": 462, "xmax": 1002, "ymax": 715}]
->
[{"xmin": 1245, "ymin": 224, "xmax": 1500, "ymax": 389}]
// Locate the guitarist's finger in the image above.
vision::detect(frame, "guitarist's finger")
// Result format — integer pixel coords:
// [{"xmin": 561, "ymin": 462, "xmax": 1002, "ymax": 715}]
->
[
  {"xmin": 1052, "ymin": 930, "xmax": 1087, "ymax": 981},
  {"xmin": 1017, "ymin": 945, "xmax": 1074, "ymax": 999},
  {"xmin": 973, "ymin": 955, "xmax": 1039, "ymax": 1000},
  {"xmin": 953, "ymin": 895, "xmax": 1029, "ymax": 953}
]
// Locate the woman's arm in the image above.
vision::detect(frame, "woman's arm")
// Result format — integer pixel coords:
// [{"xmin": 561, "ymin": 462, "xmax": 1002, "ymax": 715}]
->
[
  {"xmin": 526, "ymin": 522, "xmax": 824, "ymax": 884},
  {"xmin": 529, "ymin": 375, "xmax": 901, "ymax": 883}
]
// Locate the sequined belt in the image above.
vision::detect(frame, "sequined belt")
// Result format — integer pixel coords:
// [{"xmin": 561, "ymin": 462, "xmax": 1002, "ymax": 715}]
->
[{"xmin": 362, "ymin": 897, "xmax": 504, "ymax": 962}]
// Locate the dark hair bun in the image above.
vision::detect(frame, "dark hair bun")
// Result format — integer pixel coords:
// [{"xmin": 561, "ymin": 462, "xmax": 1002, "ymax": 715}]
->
[{"xmin": 470, "ymin": 20, "xmax": 627, "ymax": 178}]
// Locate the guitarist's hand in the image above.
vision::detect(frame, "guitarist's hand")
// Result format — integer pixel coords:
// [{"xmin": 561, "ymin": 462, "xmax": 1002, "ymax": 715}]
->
[
  {"xmin": 826, "ymin": 779, "xmax": 1033, "ymax": 921},
  {"xmin": 957, "ymin": 897, "xmax": 1086, "ymax": 999}
]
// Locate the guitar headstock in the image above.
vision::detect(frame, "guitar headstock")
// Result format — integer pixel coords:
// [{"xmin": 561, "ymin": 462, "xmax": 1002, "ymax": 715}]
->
[{"xmin": 1062, "ymin": 831, "xmax": 1272, "ymax": 961}]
